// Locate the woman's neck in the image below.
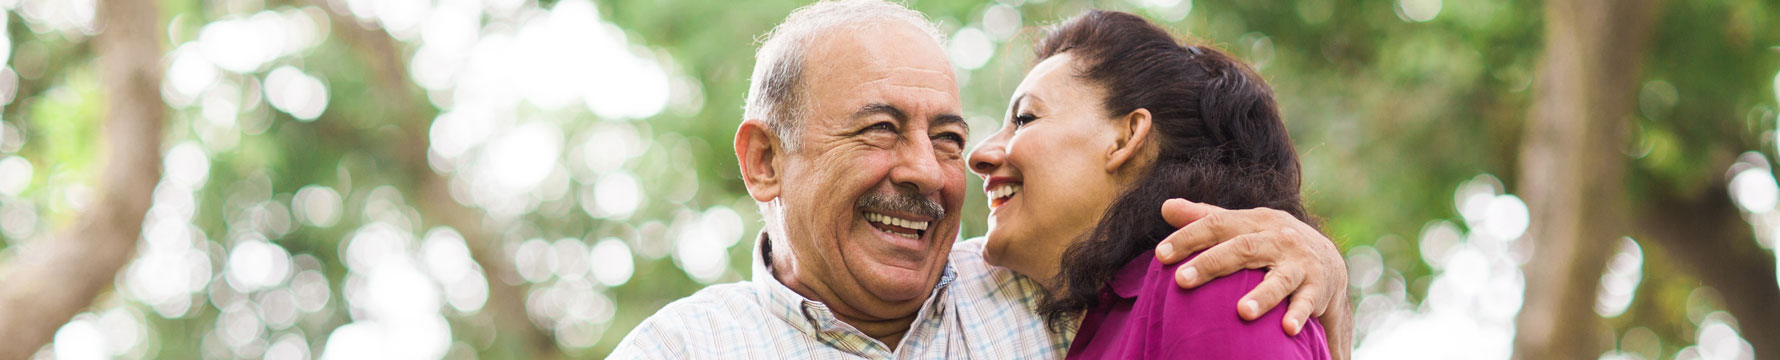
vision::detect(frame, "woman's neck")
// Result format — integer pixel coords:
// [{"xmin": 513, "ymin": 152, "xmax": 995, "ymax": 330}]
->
[{"xmin": 1003, "ymin": 242, "xmax": 1069, "ymax": 291}]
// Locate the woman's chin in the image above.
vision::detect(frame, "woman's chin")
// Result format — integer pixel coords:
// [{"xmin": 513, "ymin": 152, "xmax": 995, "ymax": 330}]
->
[{"xmin": 980, "ymin": 229, "xmax": 1012, "ymax": 267}]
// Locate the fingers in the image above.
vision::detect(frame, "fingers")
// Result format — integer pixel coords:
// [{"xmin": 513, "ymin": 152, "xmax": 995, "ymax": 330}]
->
[
  {"xmin": 1160, "ymin": 198, "xmax": 1222, "ymax": 228},
  {"xmin": 1280, "ymin": 291, "xmax": 1318, "ymax": 336},
  {"xmin": 1174, "ymin": 230, "xmax": 1278, "ymax": 288},
  {"xmin": 1156, "ymin": 208, "xmax": 1245, "ymax": 264},
  {"xmin": 1237, "ymin": 266, "xmax": 1304, "ymax": 321}
]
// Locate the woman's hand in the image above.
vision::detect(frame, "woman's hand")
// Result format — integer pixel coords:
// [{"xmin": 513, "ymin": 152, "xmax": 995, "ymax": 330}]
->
[{"xmin": 1154, "ymin": 198, "xmax": 1352, "ymax": 359}]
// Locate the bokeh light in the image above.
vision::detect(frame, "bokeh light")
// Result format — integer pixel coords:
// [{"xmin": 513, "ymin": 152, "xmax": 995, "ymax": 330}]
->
[
  {"xmin": 0, "ymin": 155, "xmax": 32, "ymax": 196},
  {"xmin": 2, "ymin": 0, "xmax": 1774, "ymax": 358},
  {"xmin": 1354, "ymin": 174, "xmax": 1526, "ymax": 359},
  {"xmin": 590, "ymin": 237, "xmax": 634, "ymax": 287},
  {"xmin": 225, "ymin": 235, "xmax": 294, "ymax": 292},
  {"xmin": 589, "ymin": 172, "xmax": 642, "ymax": 220},
  {"xmin": 1730, "ymin": 164, "xmax": 1777, "ymax": 214},
  {"xmin": 1395, "ymin": 0, "xmax": 1441, "ymax": 23},
  {"xmin": 1595, "ymin": 237, "xmax": 1645, "ymax": 318},
  {"xmin": 263, "ymin": 66, "xmax": 329, "ymax": 121},
  {"xmin": 948, "ymin": 27, "xmax": 993, "ymax": 71},
  {"xmin": 291, "ymin": 185, "xmax": 343, "ymax": 227}
]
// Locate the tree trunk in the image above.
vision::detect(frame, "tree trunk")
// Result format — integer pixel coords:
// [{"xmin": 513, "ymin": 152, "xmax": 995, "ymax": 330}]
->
[
  {"xmin": 1511, "ymin": 0, "xmax": 1660, "ymax": 358},
  {"xmin": 0, "ymin": 0, "xmax": 166, "ymax": 357}
]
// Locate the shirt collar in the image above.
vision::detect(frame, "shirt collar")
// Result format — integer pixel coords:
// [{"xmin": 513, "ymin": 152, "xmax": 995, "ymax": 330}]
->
[
  {"xmin": 1108, "ymin": 249, "xmax": 1158, "ymax": 299},
  {"xmin": 749, "ymin": 231, "xmax": 959, "ymax": 346}
]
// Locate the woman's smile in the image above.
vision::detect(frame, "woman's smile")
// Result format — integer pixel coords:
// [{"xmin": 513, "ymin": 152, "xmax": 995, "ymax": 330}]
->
[{"xmin": 985, "ymin": 177, "xmax": 1023, "ymax": 210}]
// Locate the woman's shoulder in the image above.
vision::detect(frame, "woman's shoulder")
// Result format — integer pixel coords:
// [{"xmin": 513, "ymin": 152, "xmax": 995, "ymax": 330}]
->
[
  {"xmin": 1119, "ymin": 251, "xmax": 1266, "ymax": 307},
  {"xmin": 1120, "ymin": 251, "xmax": 1329, "ymax": 359}
]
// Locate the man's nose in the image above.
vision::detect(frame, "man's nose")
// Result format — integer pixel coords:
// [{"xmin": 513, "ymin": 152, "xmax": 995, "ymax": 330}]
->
[{"xmin": 890, "ymin": 137, "xmax": 947, "ymax": 195}]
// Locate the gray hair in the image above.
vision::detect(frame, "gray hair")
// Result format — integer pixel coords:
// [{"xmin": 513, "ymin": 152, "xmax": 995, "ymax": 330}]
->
[{"xmin": 744, "ymin": 0, "xmax": 946, "ymax": 152}]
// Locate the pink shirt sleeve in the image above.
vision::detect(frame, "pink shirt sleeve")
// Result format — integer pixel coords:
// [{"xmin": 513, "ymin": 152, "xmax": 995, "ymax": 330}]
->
[
  {"xmin": 1065, "ymin": 250, "xmax": 1331, "ymax": 359},
  {"xmin": 1145, "ymin": 263, "xmax": 1329, "ymax": 359}
]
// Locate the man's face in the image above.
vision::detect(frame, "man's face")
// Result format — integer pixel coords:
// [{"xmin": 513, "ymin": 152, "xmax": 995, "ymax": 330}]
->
[{"xmin": 776, "ymin": 21, "xmax": 966, "ymax": 319}]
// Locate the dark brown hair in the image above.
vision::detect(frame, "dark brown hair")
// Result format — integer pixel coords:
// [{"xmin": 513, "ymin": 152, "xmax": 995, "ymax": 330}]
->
[{"xmin": 1031, "ymin": 10, "xmax": 1312, "ymax": 329}]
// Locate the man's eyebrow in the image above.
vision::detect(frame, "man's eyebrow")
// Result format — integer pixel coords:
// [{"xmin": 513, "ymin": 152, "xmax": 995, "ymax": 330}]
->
[
  {"xmin": 853, "ymin": 103, "xmax": 907, "ymax": 122},
  {"xmin": 932, "ymin": 114, "xmax": 967, "ymax": 136},
  {"xmin": 854, "ymin": 103, "xmax": 967, "ymax": 136}
]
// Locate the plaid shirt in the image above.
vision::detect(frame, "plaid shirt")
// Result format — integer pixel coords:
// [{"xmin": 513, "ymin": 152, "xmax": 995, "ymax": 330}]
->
[{"xmin": 611, "ymin": 235, "xmax": 1073, "ymax": 359}]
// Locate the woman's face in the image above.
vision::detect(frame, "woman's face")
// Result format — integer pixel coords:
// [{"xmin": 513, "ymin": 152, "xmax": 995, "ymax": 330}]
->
[{"xmin": 967, "ymin": 53, "xmax": 1140, "ymax": 280}]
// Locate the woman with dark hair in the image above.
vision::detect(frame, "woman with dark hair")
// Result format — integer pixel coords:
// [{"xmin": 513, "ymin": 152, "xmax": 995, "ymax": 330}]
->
[{"xmin": 967, "ymin": 10, "xmax": 1331, "ymax": 359}]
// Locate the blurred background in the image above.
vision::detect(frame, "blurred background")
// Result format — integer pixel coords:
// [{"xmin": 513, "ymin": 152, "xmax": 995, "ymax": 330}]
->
[{"xmin": 0, "ymin": 0, "xmax": 1773, "ymax": 358}]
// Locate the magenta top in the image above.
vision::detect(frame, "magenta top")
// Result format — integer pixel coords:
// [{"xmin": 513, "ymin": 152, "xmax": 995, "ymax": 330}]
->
[{"xmin": 1064, "ymin": 250, "xmax": 1330, "ymax": 359}]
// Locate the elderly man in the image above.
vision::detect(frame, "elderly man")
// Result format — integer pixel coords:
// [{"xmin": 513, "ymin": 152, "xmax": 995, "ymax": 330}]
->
[{"xmin": 612, "ymin": 1, "xmax": 1351, "ymax": 358}]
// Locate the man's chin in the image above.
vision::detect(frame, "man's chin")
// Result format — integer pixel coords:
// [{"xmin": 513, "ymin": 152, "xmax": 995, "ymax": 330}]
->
[{"xmin": 854, "ymin": 265, "xmax": 938, "ymax": 303}]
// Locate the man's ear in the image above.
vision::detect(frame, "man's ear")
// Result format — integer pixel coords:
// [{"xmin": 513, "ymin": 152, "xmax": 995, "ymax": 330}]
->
[
  {"xmin": 1106, "ymin": 108, "xmax": 1154, "ymax": 173},
  {"xmin": 736, "ymin": 118, "xmax": 785, "ymax": 202}
]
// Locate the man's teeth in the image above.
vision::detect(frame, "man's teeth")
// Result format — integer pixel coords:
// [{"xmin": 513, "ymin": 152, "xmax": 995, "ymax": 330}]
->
[
  {"xmin": 865, "ymin": 212, "xmax": 930, "ymax": 232},
  {"xmin": 989, "ymin": 183, "xmax": 1022, "ymax": 200}
]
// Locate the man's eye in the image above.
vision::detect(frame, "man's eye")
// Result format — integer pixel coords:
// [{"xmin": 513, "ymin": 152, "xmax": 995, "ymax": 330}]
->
[
  {"xmin": 934, "ymin": 133, "xmax": 965, "ymax": 145},
  {"xmin": 933, "ymin": 133, "xmax": 965, "ymax": 156},
  {"xmin": 866, "ymin": 122, "xmax": 897, "ymax": 132}
]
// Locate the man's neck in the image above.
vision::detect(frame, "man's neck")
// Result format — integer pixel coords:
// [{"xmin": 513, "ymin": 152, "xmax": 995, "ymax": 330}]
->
[{"xmin": 767, "ymin": 247, "xmax": 919, "ymax": 350}]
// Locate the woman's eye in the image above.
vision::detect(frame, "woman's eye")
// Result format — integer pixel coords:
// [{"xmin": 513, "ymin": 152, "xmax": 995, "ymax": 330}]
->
[{"xmin": 1013, "ymin": 114, "xmax": 1038, "ymax": 127}]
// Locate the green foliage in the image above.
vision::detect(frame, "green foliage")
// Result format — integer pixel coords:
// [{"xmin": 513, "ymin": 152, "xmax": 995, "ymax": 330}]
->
[{"xmin": 0, "ymin": 0, "xmax": 1775, "ymax": 358}]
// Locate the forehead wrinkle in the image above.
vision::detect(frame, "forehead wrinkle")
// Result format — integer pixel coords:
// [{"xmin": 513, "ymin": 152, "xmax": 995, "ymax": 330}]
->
[
  {"xmin": 887, "ymin": 65, "xmax": 954, "ymax": 79},
  {"xmin": 852, "ymin": 76, "xmax": 956, "ymax": 94},
  {"xmin": 885, "ymin": 84, "xmax": 954, "ymax": 97},
  {"xmin": 842, "ymin": 81, "xmax": 959, "ymax": 114}
]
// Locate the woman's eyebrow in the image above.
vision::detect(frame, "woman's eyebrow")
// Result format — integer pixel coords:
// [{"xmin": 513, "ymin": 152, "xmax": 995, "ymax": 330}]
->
[
  {"xmin": 1022, "ymin": 92, "xmax": 1046, "ymax": 109},
  {"xmin": 1010, "ymin": 92, "xmax": 1047, "ymax": 114}
]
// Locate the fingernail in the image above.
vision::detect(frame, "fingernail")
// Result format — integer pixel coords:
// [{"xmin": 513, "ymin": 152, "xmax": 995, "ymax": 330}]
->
[
  {"xmin": 1156, "ymin": 243, "xmax": 1174, "ymax": 259},
  {"xmin": 1242, "ymin": 300, "xmax": 1259, "ymax": 317},
  {"xmin": 1177, "ymin": 267, "xmax": 1198, "ymax": 286},
  {"xmin": 1287, "ymin": 318, "xmax": 1302, "ymax": 335}
]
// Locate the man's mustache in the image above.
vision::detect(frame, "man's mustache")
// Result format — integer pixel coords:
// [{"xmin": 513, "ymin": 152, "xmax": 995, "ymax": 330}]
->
[{"xmin": 856, "ymin": 188, "xmax": 945, "ymax": 220}]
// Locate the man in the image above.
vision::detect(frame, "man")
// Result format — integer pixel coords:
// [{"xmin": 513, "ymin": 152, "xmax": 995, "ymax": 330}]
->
[{"xmin": 612, "ymin": 1, "xmax": 1351, "ymax": 358}]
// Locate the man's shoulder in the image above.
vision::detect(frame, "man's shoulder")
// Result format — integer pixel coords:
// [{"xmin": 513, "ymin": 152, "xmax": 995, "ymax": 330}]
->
[
  {"xmin": 949, "ymin": 237, "xmax": 990, "ymax": 269},
  {"xmin": 634, "ymin": 282, "xmax": 767, "ymax": 328},
  {"xmin": 946, "ymin": 237, "xmax": 1029, "ymax": 290},
  {"xmin": 945, "ymin": 237, "xmax": 1045, "ymax": 314},
  {"xmin": 614, "ymin": 282, "xmax": 773, "ymax": 358},
  {"xmin": 943, "ymin": 238, "xmax": 1074, "ymax": 359}
]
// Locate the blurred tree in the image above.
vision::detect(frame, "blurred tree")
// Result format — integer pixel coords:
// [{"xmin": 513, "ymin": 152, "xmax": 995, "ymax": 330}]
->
[
  {"xmin": 1512, "ymin": 0, "xmax": 1657, "ymax": 357},
  {"xmin": 0, "ymin": 0, "xmax": 1773, "ymax": 358},
  {"xmin": 1515, "ymin": 0, "xmax": 1780, "ymax": 357},
  {"xmin": 0, "ymin": 0, "xmax": 166, "ymax": 357},
  {"xmin": 301, "ymin": 1, "xmax": 555, "ymax": 355}
]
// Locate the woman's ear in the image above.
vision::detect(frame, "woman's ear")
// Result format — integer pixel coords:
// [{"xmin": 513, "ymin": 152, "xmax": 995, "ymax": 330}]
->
[
  {"xmin": 736, "ymin": 118, "xmax": 785, "ymax": 202},
  {"xmin": 1106, "ymin": 108, "xmax": 1154, "ymax": 173}
]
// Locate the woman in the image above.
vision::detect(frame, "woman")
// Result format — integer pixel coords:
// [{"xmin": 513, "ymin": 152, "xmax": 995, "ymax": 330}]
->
[{"xmin": 967, "ymin": 10, "xmax": 1330, "ymax": 359}]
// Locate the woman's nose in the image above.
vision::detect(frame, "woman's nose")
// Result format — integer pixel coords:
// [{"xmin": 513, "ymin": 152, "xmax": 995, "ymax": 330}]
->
[{"xmin": 967, "ymin": 139, "xmax": 1006, "ymax": 176}]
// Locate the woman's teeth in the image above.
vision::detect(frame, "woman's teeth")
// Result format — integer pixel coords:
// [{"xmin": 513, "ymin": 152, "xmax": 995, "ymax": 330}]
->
[
  {"xmin": 865, "ymin": 212, "xmax": 928, "ymax": 239},
  {"xmin": 988, "ymin": 183, "xmax": 1022, "ymax": 203}
]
